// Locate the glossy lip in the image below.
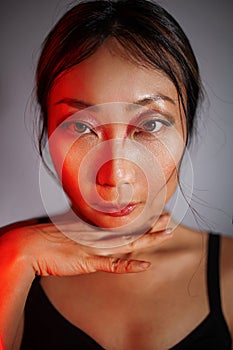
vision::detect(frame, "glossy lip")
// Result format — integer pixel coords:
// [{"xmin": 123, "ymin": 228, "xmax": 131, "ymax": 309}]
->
[
  {"xmin": 106, "ymin": 203, "xmax": 137, "ymax": 217},
  {"xmin": 92, "ymin": 203, "xmax": 138, "ymax": 217}
]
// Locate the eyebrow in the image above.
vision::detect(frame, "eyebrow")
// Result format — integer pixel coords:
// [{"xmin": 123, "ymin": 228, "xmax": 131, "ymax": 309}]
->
[
  {"xmin": 54, "ymin": 98, "xmax": 93, "ymax": 109},
  {"xmin": 54, "ymin": 94, "xmax": 176, "ymax": 109},
  {"xmin": 54, "ymin": 95, "xmax": 177, "ymax": 127},
  {"xmin": 132, "ymin": 94, "xmax": 176, "ymax": 107}
]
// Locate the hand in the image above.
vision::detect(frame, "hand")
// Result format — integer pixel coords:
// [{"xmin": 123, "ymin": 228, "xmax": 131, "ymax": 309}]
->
[{"xmin": 0, "ymin": 213, "xmax": 173, "ymax": 277}]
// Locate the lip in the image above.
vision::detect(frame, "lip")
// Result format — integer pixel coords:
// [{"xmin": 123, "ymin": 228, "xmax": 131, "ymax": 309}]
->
[
  {"xmin": 107, "ymin": 203, "xmax": 137, "ymax": 217},
  {"xmin": 92, "ymin": 203, "xmax": 137, "ymax": 217}
]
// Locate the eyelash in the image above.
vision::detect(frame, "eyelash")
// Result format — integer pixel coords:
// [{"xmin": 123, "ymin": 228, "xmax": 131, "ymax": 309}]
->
[
  {"xmin": 60, "ymin": 117, "xmax": 172, "ymax": 136},
  {"xmin": 60, "ymin": 121, "xmax": 92, "ymax": 135},
  {"xmin": 137, "ymin": 119, "xmax": 171, "ymax": 134}
]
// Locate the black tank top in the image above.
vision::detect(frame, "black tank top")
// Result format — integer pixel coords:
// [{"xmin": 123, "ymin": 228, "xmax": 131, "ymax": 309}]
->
[{"xmin": 21, "ymin": 234, "xmax": 232, "ymax": 349}]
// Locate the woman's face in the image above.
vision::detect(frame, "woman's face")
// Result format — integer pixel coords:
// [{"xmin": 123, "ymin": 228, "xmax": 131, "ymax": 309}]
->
[{"xmin": 47, "ymin": 43, "xmax": 186, "ymax": 232}]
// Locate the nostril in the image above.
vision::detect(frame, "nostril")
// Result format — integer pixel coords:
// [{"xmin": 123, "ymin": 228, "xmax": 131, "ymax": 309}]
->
[
  {"xmin": 95, "ymin": 181, "xmax": 133, "ymax": 206},
  {"xmin": 96, "ymin": 159, "xmax": 135, "ymax": 187}
]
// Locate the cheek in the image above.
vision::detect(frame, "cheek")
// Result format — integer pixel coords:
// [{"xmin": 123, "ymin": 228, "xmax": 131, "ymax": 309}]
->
[
  {"xmin": 48, "ymin": 132, "xmax": 97, "ymax": 187},
  {"xmin": 155, "ymin": 150, "xmax": 180, "ymax": 204},
  {"xmin": 58, "ymin": 144, "xmax": 93, "ymax": 208},
  {"xmin": 147, "ymin": 139, "xmax": 183, "ymax": 177},
  {"xmin": 159, "ymin": 142, "xmax": 183, "ymax": 201},
  {"xmin": 158, "ymin": 149, "xmax": 179, "ymax": 180},
  {"xmin": 144, "ymin": 135, "xmax": 184, "ymax": 200}
]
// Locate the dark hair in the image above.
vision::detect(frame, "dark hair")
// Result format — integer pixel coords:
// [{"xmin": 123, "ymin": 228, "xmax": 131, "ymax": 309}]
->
[{"xmin": 36, "ymin": 0, "xmax": 202, "ymax": 155}]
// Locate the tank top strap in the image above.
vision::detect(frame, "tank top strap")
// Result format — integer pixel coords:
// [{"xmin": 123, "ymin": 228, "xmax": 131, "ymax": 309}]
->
[{"xmin": 207, "ymin": 233, "xmax": 222, "ymax": 313}]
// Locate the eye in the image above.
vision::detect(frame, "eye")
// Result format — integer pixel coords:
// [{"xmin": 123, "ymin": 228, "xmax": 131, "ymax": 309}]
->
[
  {"xmin": 73, "ymin": 122, "xmax": 90, "ymax": 134},
  {"xmin": 140, "ymin": 120, "xmax": 164, "ymax": 133},
  {"xmin": 133, "ymin": 116, "xmax": 172, "ymax": 141},
  {"xmin": 139, "ymin": 118, "xmax": 172, "ymax": 134},
  {"xmin": 60, "ymin": 121, "xmax": 92, "ymax": 135}
]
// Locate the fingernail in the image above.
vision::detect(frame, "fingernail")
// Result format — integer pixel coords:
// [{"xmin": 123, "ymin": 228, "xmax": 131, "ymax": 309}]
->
[
  {"xmin": 164, "ymin": 228, "xmax": 173, "ymax": 235},
  {"xmin": 161, "ymin": 214, "xmax": 170, "ymax": 222},
  {"xmin": 137, "ymin": 261, "xmax": 151, "ymax": 270}
]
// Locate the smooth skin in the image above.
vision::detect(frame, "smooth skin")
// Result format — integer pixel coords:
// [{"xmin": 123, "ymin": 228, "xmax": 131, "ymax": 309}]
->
[{"xmin": 0, "ymin": 42, "xmax": 232, "ymax": 350}]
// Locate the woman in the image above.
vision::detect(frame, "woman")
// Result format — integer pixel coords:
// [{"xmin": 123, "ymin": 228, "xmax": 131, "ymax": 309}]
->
[{"xmin": 0, "ymin": 0, "xmax": 232, "ymax": 349}]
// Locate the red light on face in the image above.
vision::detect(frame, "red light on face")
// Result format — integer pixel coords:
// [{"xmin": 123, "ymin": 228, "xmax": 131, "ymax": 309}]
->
[{"xmin": 0, "ymin": 333, "xmax": 4, "ymax": 349}]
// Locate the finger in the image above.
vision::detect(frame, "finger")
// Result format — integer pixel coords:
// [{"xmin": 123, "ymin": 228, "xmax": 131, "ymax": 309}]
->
[
  {"xmin": 83, "ymin": 256, "xmax": 151, "ymax": 274},
  {"xmin": 148, "ymin": 213, "xmax": 171, "ymax": 232},
  {"xmin": 122, "ymin": 228, "xmax": 173, "ymax": 253},
  {"xmin": 77, "ymin": 213, "xmax": 172, "ymax": 247}
]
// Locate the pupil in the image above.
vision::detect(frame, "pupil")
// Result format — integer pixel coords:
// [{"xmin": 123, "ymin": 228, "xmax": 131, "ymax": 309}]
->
[
  {"xmin": 144, "ymin": 121, "xmax": 155, "ymax": 131},
  {"xmin": 75, "ymin": 123, "xmax": 87, "ymax": 133}
]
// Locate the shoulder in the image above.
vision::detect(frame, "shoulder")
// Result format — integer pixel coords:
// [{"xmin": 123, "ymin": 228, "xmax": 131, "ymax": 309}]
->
[
  {"xmin": 221, "ymin": 234, "xmax": 233, "ymax": 280},
  {"xmin": 220, "ymin": 234, "xmax": 233, "ymax": 337},
  {"xmin": 0, "ymin": 216, "xmax": 51, "ymax": 236}
]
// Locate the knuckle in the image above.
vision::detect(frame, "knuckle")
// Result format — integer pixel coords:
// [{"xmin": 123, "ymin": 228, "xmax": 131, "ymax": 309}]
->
[
  {"xmin": 127, "ymin": 240, "xmax": 136, "ymax": 250},
  {"xmin": 110, "ymin": 258, "xmax": 122, "ymax": 272},
  {"xmin": 110, "ymin": 258, "xmax": 132, "ymax": 273},
  {"xmin": 123, "ymin": 259, "xmax": 133, "ymax": 272},
  {"xmin": 81, "ymin": 257, "xmax": 97, "ymax": 273}
]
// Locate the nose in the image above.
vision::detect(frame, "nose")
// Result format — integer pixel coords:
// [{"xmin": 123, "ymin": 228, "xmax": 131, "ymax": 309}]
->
[{"xmin": 96, "ymin": 158, "xmax": 136, "ymax": 187}]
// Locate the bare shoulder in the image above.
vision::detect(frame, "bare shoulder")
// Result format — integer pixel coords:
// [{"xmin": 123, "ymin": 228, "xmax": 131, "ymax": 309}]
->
[
  {"xmin": 0, "ymin": 216, "xmax": 50, "ymax": 236},
  {"xmin": 12, "ymin": 315, "xmax": 24, "ymax": 350},
  {"xmin": 221, "ymin": 234, "xmax": 233, "ymax": 274},
  {"xmin": 221, "ymin": 234, "xmax": 233, "ymax": 337}
]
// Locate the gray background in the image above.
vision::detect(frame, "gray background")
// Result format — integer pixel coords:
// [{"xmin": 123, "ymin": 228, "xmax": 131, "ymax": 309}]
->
[{"xmin": 1, "ymin": 0, "xmax": 232, "ymax": 235}]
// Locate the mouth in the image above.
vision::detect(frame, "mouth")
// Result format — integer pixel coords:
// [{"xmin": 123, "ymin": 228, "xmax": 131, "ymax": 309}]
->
[{"xmin": 92, "ymin": 202, "xmax": 138, "ymax": 217}]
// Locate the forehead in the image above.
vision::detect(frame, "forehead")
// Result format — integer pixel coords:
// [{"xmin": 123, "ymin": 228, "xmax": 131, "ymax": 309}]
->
[{"xmin": 48, "ymin": 44, "xmax": 179, "ymax": 108}]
